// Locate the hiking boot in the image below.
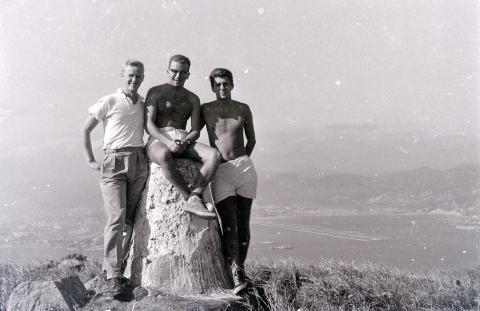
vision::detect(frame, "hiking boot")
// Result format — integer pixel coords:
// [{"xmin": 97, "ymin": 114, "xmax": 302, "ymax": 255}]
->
[
  {"xmin": 232, "ymin": 269, "xmax": 247, "ymax": 295},
  {"xmin": 184, "ymin": 195, "xmax": 216, "ymax": 219},
  {"xmin": 107, "ymin": 277, "xmax": 124, "ymax": 298}
]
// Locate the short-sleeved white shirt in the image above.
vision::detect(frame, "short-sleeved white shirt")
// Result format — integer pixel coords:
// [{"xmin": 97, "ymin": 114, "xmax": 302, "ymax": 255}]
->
[{"xmin": 89, "ymin": 89, "xmax": 145, "ymax": 150}]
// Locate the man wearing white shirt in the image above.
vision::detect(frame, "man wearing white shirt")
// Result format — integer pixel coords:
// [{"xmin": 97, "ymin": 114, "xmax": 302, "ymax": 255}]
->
[{"xmin": 81, "ymin": 58, "xmax": 148, "ymax": 298}]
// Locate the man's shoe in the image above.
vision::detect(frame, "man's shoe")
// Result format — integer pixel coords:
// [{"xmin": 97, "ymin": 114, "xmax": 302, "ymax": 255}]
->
[
  {"xmin": 107, "ymin": 277, "xmax": 124, "ymax": 298},
  {"xmin": 232, "ymin": 269, "xmax": 248, "ymax": 295},
  {"xmin": 184, "ymin": 195, "xmax": 216, "ymax": 219}
]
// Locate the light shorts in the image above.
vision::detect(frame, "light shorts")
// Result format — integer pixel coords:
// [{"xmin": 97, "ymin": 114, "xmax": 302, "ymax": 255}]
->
[
  {"xmin": 208, "ymin": 155, "xmax": 257, "ymax": 203},
  {"xmin": 146, "ymin": 127, "xmax": 189, "ymax": 152}
]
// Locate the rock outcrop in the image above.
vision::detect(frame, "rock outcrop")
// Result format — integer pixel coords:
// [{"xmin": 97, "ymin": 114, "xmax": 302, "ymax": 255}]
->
[
  {"xmin": 125, "ymin": 160, "xmax": 232, "ymax": 294},
  {"xmin": 6, "ymin": 275, "xmax": 87, "ymax": 311}
]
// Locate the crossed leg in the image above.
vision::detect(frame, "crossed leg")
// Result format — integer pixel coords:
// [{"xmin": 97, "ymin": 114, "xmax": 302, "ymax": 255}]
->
[
  {"xmin": 147, "ymin": 141, "xmax": 191, "ymax": 199},
  {"xmin": 183, "ymin": 142, "xmax": 222, "ymax": 195},
  {"xmin": 147, "ymin": 140, "xmax": 221, "ymax": 200}
]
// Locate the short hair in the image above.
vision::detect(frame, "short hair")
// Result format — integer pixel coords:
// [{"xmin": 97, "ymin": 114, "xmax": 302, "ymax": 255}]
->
[
  {"xmin": 169, "ymin": 54, "xmax": 191, "ymax": 70},
  {"xmin": 209, "ymin": 68, "xmax": 234, "ymax": 89},
  {"xmin": 122, "ymin": 58, "xmax": 144, "ymax": 73}
]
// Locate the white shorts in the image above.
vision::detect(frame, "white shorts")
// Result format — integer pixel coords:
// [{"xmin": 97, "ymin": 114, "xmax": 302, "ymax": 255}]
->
[
  {"xmin": 146, "ymin": 127, "xmax": 188, "ymax": 151},
  {"xmin": 207, "ymin": 155, "xmax": 257, "ymax": 203}
]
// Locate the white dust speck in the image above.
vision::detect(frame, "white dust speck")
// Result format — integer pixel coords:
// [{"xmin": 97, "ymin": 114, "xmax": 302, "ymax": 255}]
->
[
  {"xmin": 244, "ymin": 68, "xmax": 249, "ymax": 74},
  {"xmin": 413, "ymin": 138, "xmax": 419, "ymax": 143},
  {"xmin": 277, "ymin": 231, "xmax": 281, "ymax": 235},
  {"xmin": 423, "ymin": 246, "xmax": 427, "ymax": 250},
  {"xmin": 257, "ymin": 7, "xmax": 265, "ymax": 15},
  {"xmin": 440, "ymin": 257, "xmax": 445, "ymax": 261},
  {"xmin": 355, "ymin": 22, "xmax": 361, "ymax": 26},
  {"xmin": 339, "ymin": 135, "xmax": 344, "ymax": 140},
  {"xmin": 335, "ymin": 80, "xmax": 341, "ymax": 86},
  {"xmin": 462, "ymin": 250, "xmax": 467, "ymax": 254},
  {"xmin": 410, "ymin": 220, "xmax": 416, "ymax": 225},
  {"xmin": 410, "ymin": 258, "xmax": 415, "ymax": 262},
  {"xmin": 302, "ymin": 73, "xmax": 307, "ymax": 77},
  {"xmin": 447, "ymin": 92, "xmax": 452, "ymax": 96},
  {"xmin": 32, "ymin": 186, "xmax": 37, "ymax": 190},
  {"xmin": 46, "ymin": 184, "xmax": 51, "ymax": 188},
  {"xmin": 396, "ymin": 146, "xmax": 409, "ymax": 154}
]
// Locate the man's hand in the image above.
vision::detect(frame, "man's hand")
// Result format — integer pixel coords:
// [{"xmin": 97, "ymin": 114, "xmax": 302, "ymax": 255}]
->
[
  {"xmin": 178, "ymin": 139, "xmax": 192, "ymax": 153},
  {"xmin": 87, "ymin": 160, "xmax": 101, "ymax": 171},
  {"xmin": 167, "ymin": 140, "xmax": 182, "ymax": 154}
]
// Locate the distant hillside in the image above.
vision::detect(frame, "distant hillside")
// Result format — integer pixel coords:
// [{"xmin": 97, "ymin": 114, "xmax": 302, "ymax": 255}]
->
[
  {"xmin": 257, "ymin": 163, "xmax": 480, "ymax": 216},
  {"xmin": 255, "ymin": 128, "xmax": 480, "ymax": 173}
]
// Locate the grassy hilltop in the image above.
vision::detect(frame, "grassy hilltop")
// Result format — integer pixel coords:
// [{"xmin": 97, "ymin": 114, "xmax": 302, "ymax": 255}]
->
[{"xmin": 1, "ymin": 253, "xmax": 479, "ymax": 310}]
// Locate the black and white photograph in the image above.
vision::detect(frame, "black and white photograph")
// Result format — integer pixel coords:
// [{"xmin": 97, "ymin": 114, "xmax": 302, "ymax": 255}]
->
[{"xmin": 0, "ymin": 1, "xmax": 479, "ymax": 310}]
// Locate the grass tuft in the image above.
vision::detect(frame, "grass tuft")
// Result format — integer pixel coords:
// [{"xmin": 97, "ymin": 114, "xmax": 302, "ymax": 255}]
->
[{"xmin": 0, "ymin": 255, "xmax": 479, "ymax": 310}]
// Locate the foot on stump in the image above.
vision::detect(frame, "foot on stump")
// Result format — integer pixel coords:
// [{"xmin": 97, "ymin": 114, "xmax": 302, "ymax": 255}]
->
[{"xmin": 184, "ymin": 195, "xmax": 216, "ymax": 219}]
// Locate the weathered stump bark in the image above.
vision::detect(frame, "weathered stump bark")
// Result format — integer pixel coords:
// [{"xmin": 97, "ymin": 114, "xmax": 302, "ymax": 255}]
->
[{"xmin": 125, "ymin": 160, "xmax": 232, "ymax": 294}]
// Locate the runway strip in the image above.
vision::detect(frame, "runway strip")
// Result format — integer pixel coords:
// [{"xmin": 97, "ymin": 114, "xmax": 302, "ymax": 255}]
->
[{"xmin": 252, "ymin": 221, "xmax": 391, "ymax": 242}]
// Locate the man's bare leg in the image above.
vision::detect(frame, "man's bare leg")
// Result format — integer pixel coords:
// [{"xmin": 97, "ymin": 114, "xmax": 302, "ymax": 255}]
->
[
  {"xmin": 147, "ymin": 141, "xmax": 190, "ymax": 200},
  {"xmin": 184, "ymin": 142, "xmax": 222, "ymax": 194}
]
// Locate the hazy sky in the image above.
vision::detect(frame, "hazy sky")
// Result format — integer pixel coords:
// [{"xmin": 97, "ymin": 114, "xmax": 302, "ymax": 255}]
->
[{"xmin": 0, "ymin": 0, "xmax": 478, "ymax": 170}]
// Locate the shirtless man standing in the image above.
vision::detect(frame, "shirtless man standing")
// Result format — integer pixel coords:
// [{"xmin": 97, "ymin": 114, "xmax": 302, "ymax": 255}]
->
[
  {"xmin": 201, "ymin": 68, "xmax": 257, "ymax": 295},
  {"xmin": 145, "ymin": 55, "xmax": 220, "ymax": 218}
]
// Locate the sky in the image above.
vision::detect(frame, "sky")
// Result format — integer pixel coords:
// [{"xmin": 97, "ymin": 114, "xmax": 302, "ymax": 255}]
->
[
  {"xmin": 0, "ymin": 0, "xmax": 479, "ymax": 266},
  {"xmin": 0, "ymin": 0, "xmax": 478, "ymax": 174}
]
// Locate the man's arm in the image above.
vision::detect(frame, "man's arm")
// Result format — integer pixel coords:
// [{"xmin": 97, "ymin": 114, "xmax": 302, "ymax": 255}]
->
[
  {"xmin": 244, "ymin": 105, "xmax": 256, "ymax": 156},
  {"xmin": 145, "ymin": 92, "xmax": 180, "ymax": 152},
  {"xmin": 82, "ymin": 115, "xmax": 101, "ymax": 171},
  {"xmin": 184, "ymin": 96, "xmax": 201, "ymax": 143}
]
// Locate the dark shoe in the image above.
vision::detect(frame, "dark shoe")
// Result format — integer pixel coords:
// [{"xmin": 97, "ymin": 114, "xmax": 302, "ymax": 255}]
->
[
  {"xmin": 232, "ymin": 269, "xmax": 247, "ymax": 295},
  {"xmin": 107, "ymin": 277, "xmax": 124, "ymax": 298},
  {"xmin": 120, "ymin": 276, "xmax": 130, "ymax": 287},
  {"xmin": 184, "ymin": 195, "xmax": 216, "ymax": 219}
]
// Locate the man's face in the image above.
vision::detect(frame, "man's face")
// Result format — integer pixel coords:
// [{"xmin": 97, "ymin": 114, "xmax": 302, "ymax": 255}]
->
[
  {"xmin": 122, "ymin": 65, "xmax": 144, "ymax": 94},
  {"xmin": 212, "ymin": 77, "xmax": 233, "ymax": 100},
  {"xmin": 167, "ymin": 61, "xmax": 190, "ymax": 87}
]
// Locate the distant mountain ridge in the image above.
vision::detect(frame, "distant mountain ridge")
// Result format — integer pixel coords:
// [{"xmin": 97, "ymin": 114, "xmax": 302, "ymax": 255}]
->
[{"xmin": 258, "ymin": 163, "xmax": 480, "ymax": 216}]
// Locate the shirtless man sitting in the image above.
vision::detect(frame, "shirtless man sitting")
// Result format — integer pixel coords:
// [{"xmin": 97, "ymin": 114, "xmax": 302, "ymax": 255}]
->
[
  {"xmin": 145, "ymin": 55, "xmax": 220, "ymax": 218},
  {"xmin": 201, "ymin": 68, "xmax": 257, "ymax": 295}
]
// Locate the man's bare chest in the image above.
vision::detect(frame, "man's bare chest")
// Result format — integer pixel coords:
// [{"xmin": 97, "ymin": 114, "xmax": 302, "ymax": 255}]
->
[
  {"xmin": 156, "ymin": 97, "xmax": 192, "ymax": 117},
  {"xmin": 207, "ymin": 114, "xmax": 245, "ymax": 132}
]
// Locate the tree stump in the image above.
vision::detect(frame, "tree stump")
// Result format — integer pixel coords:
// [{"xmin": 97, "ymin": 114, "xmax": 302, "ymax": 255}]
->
[{"xmin": 124, "ymin": 160, "xmax": 232, "ymax": 294}]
